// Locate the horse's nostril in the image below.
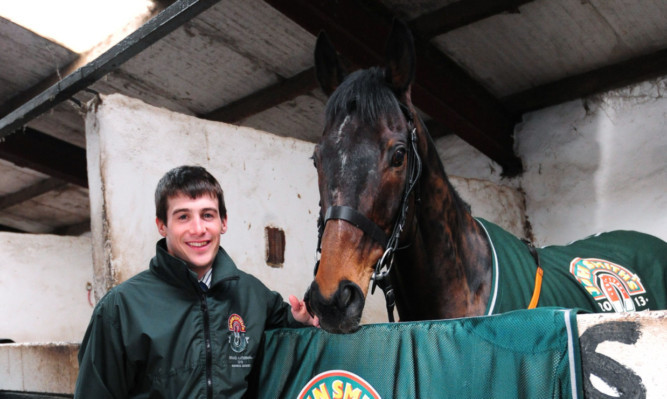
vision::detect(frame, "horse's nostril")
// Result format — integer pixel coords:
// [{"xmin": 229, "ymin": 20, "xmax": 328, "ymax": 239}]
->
[{"xmin": 340, "ymin": 285, "xmax": 353, "ymax": 307}]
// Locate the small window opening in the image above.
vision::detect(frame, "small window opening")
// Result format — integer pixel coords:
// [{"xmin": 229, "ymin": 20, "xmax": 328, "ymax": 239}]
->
[{"xmin": 265, "ymin": 226, "xmax": 285, "ymax": 268}]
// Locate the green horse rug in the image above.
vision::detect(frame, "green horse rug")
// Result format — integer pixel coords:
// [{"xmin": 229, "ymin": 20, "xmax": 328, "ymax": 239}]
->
[{"xmin": 477, "ymin": 218, "xmax": 667, "ymax": 315}]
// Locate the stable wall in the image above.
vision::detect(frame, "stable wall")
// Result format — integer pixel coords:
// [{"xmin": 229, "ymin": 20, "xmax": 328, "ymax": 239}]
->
[
  {"xmin": 85, "ymin": 93, "xmax": 527, "ymax": 324},
  {"xmin": 437, "ymin": 76, "xmax": 667, "ymax": 246},
  {"xmin": 0, "ymin": 233, "xmax": 93, "ymax": 343}
]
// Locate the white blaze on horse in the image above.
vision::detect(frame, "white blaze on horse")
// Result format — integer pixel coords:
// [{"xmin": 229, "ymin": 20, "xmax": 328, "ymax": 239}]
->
[{"xmin": 304, "ymin": 20, "xmax": 667, "ymax": 334}]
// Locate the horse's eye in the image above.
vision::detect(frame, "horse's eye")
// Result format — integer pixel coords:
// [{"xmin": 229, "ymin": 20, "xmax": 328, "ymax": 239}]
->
[{"xmin": 391, "ymin": 148, "xmax": 406, "ymax": 167}]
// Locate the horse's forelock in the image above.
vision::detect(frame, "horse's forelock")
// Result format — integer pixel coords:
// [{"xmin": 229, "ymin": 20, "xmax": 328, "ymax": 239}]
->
[{"xmin": 324, "ymin": 68, "xmax": 403, "ymax": 132}]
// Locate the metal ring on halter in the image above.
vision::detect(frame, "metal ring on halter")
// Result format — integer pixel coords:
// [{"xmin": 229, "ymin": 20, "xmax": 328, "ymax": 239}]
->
[{"xmin": 371, "ymin": 247, "xmax": 394, "ymax": 294}]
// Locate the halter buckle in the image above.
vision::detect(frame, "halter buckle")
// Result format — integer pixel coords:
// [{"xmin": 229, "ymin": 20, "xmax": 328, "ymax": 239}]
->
[{"xmin": 371, "ymin": 247, "xmax": 394, "ymax": 294}]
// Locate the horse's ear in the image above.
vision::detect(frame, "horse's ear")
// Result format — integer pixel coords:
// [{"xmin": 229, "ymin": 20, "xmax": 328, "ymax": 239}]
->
[
  {"xmin": 314, "ymin": 32, "xmax": 346, "ymax": 96},
  {"xmin": 384, "ymin": 19, "xmax": 416, "ymax": 95}
]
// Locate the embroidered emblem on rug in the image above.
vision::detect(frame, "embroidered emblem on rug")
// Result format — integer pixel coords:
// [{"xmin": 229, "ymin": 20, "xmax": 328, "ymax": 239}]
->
[
  {"xmin": 298, "ymin": 370, "xmax": 381, "ymax": 399},
  {"xmin": 569, "ymin": 258, "xmax": 649, "ymax": 312}
]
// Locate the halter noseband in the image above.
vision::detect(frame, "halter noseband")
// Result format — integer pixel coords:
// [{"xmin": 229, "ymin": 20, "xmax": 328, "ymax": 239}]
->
[{"xmin": 313, "ymin": 102, "xmax": 423, "ymax": 322}]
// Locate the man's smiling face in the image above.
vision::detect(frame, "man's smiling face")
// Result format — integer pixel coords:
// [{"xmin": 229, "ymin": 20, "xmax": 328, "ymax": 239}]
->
[{"xmin": 156, "ymin": 192, "xmax": 227, "ymax": 277}]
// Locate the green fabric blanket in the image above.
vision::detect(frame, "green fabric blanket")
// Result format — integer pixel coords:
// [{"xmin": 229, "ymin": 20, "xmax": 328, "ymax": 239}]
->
[
  {"xmin": 255, "ymin": 308, "xmax": 582, "ymax": 399},
  {"xmin": 477, "ymin": 218, "xmax": 667, "ymax": 315}
]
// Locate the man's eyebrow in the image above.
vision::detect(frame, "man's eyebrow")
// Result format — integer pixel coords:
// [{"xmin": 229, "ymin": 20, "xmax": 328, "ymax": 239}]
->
[
  {"xmin": 171, "ymin": 208, "xmax": 191, "ymax": 215},
  {"xmin": 172, "ymin": 207, "xmax": 219, "ymax": 214}
]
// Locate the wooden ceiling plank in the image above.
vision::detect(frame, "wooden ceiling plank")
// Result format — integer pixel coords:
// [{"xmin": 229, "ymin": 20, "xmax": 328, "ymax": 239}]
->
[
  {"xmin": 265, "ymin": 0, "xmax": 522, "ymax": 175},
  {"xmin": 502, "ymin": 48, "xmax": 667, "ymax": 114},
  {"xmin": 0, "ymin": 178, "xmax": 68, "ymax": 211},
  {"xmin": 0, "ymin": 128, "xmax": 87, "ymax": 188},
  {"xmin": 409, "ymin": 0, "xmax": 535, "ymax": 39},
  {"xmin": 0, "ymin": 0, "xmax": 222, "ymax": 140}
]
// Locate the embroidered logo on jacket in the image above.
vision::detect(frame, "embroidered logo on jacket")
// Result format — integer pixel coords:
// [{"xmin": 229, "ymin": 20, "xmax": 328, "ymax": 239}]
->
[
  {"xmin": 569, "ymin": 258, "xmax": 649, "ymax": 312},
  {"xmin": 228, "ymin": 313, "xmax": 249, "ymax": 353},
  {"xmin": 297, "ymin": 370, "xmax": 381, "ymax": 399}
]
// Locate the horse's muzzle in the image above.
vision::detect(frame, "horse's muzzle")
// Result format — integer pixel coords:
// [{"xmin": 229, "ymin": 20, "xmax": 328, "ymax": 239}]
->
[{"xmin": 306, "ymin": 280, "xmax": 365, "ymax": 333}]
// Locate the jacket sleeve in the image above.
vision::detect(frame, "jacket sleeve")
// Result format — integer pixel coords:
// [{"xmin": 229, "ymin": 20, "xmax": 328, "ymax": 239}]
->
[
  {"xmin": 74, "ymin": 295, "xmax": 132, "ymax": 398},
  {"xmin": 264, "ymin": 289, "xmax": 303, "ymax": 329}
]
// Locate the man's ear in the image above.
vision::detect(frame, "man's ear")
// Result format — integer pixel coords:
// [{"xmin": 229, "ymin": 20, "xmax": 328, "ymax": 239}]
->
[
  {"xmin": 156, "ymin": 217, "xmax": 167, "ymax": 237},
  {"xmin": 221, "ymin": 215, "xmax": 228, "ymax": 234}
]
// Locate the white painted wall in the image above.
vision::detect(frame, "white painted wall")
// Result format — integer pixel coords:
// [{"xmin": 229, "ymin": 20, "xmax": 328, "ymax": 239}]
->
[
  {"xmin": 437, "ymin": 76, "xmax": 667, "ymax": 246},
  {"xmin": 517, "ymin": 80, "xmax": 667, "ymax": 245},
  {"xmin": 86, "ymin": 93, "xmax": 526, "ymax": 324},
  {"xmin": 0, "ymin": 233, "xmax": 93, "ymax": 343}
]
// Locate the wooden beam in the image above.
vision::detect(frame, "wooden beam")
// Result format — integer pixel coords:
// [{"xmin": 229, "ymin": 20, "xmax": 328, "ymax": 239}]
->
[
  {"xmin": 264, "ymin": 0, "xmax": 522, "ymax": 175},
  {"xmin": 0, "ymin": 223, "xmax": 25, "ymax": 234},
  {"xmin": 0, "ymin": 178, "xmax": 68, "ymax": 211},
  {"xmin": 52, "ymin": 219, "xmax": 91, "ymax": 236},
  {"xmin": 0, "ymin": 0, "xmax": 222, "ymax": 140},
  {"xmin": 0, "ymin": 128, "xmax": 87, "ymax": 188},
  {"xmin": 409, "ymin": 0, "xmax": 534, "ymax": 39},
  {"xmin": 202, "ymin": 68, "xmax": 318, "ymax": 123},
  {"xmin": 502, "ymin": 48, "xmax": 667, "ymax": 114}
]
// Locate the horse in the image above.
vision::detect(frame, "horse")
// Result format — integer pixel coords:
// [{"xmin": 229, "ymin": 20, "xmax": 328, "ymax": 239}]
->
[{"xmin": 304, "ymin": 20, "xmax": 667, "ymax": 334}]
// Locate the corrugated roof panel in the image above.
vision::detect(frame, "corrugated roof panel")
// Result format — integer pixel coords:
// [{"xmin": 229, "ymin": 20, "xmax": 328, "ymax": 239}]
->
[
  {"xmin": 242, "ymin": 92, "xmax": 326, "ymax": 143},
  {"xmin": 116, "ymin": 0, "xmax": 316, "ymax": 115},
  {"xmin": 0, "ymin": 159, "xmax": 48, "ymax": 195},
  {"xmin": 431, "ymin": 0, "xmax": 656, "ymax": 97},
  {"xmin": 591, "ymin": 0, "xmax": 667, "ymax": 52},
  {"xmin": 0, "ymin": 17, "xmax": 77, "ymax": 103}
]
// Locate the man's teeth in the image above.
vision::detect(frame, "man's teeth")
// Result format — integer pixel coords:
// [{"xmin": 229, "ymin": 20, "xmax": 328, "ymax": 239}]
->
[{"xmin": 189, "ymin": 241, "xmax": 208, "ymax": 247}]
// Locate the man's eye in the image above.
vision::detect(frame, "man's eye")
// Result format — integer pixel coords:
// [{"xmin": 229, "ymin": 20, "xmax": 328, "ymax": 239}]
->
[{"xmin": 178, "ymin": 214, "xmax": 188, "ymax": 221}]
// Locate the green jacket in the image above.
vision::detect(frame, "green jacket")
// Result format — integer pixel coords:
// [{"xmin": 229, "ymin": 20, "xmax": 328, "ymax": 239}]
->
[{"xmin": 75, "ymin": 239, "xmax": 300, "ymax": 398}]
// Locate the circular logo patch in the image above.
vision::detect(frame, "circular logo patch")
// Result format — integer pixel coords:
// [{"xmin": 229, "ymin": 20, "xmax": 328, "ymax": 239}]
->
[
  {"xmin": 569, "ymin": 257, "xmax": 649, "ymax": 312},
  {"xmin": 297, "ymin": 370, "xmax": 381, "ymax": 399}
]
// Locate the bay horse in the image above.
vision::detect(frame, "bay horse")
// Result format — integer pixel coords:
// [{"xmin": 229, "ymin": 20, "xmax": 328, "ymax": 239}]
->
[{"xmin": 305, "ymin": 20, "xmax": 667, "ymax": 333}]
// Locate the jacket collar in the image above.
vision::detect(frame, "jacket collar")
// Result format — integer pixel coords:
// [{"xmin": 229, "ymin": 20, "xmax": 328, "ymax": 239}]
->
[{"xmin": 151, "ymin": 238, "xmax": 240, "ymax": 291}]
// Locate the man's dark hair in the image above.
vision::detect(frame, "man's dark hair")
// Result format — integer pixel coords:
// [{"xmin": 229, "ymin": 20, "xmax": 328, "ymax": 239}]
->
[{"xmin": 155, "ymin": 165, "xmax": 226, "ymax": 224}]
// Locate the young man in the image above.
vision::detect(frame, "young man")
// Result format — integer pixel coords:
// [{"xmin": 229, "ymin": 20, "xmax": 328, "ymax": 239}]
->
[{"xmin": 75, "ymin": 165, "xmax": 318, "ymax": 398}]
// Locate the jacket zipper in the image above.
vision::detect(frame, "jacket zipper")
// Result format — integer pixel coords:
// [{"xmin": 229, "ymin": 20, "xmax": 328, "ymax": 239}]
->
[{"xmin": 200, "ymin": 290, "xmax": 213, "ymax": 399}]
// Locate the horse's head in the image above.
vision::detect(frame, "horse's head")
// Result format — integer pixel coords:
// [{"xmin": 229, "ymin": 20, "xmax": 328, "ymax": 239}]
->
[{"xmin": 306, "ymin": 21, "xmax": 423, "ymax": 333}]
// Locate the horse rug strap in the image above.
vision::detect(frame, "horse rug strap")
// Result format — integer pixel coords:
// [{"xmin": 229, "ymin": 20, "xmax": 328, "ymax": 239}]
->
[
  {"xmin": 255, "ymin": 308, "xmax": 583, "ymax": 399},
  {"xmin": 522, "ymin": 239, "xmax": 544, "ymax": 309},
  {"xmin": 477, "ymin": 218, "xmax": 667, "ymax": 315}
]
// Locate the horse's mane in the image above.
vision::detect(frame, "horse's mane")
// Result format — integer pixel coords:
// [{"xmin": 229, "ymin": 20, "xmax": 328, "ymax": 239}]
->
[{"xmin": 324, "ymin": 68, "xmax": 403, "ymax": 130}]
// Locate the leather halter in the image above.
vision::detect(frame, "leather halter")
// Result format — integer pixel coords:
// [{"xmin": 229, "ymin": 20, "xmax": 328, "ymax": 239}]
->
[{"xmin": 314, "ymin": 102, "xmax": 423, "ymax": 322}]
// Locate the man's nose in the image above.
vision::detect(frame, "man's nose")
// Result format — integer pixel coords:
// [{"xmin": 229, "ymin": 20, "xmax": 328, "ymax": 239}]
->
[{"xmin": 190, "ymin": 216, "xmax": 206, "ymax": 234}]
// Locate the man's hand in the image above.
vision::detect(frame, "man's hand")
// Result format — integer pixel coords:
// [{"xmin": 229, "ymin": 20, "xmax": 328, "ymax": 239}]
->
[{"xmin": 289, "ymin": 295, "xmax": 320, "ymax": 328}]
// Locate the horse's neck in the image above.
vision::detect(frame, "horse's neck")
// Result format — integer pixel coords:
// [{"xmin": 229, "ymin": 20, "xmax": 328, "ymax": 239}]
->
[{"xmin": 393, "ymin": 141, "xmax": 492, "ymax": 320}]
